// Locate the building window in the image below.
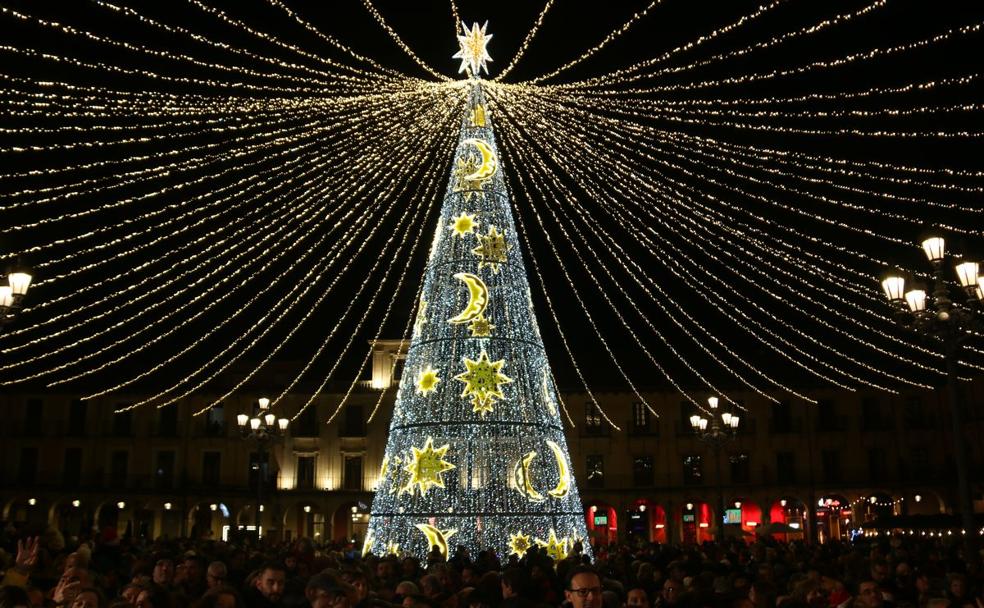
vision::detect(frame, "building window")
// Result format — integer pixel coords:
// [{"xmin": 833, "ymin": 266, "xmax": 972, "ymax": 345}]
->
[
  {"xmin": 64, "ymin": 447, "xmax": 83, "ymax": 487},
  {"xmin": 585, "ymin": 403, "xmax": 602, "ymax": 428},
  {"xmin": 868, "ymin": 448, "xmax": 887, "ymax": 479},
  {"xmin": 202, "ymin": 452, "xmax": 221, "ymax": 486},
  {"xmin": 822, "ymin": 450, "xmax": 841, "ymax": 483},
  {"xmin": 776, "ymin": 452, "xmax": 795, "ymax": 484},
  {"xmin": 771, "ymin": 402, "xmax": 793, "ymax": 433},
  {"xmin": 683, "ymin": 455, "xmax": 702, "ymax": 485},
  {"xmin": 633, "ymin": 456, "xmax": 654, "ymax": 486},
  {"xmin": 68, "ymin": 399, "xmax": 87, "ymax": 436},
  {"xmin": 159, "ymin": 404, "xmax": 178, "ymax": 437},
  {"xmin": 155, "ymin": 451, "xmax": 176, "ymax": 490},
  {"xmin": 17, "ymin": 447, "xmax": 38, "ymax": 485},
  {"xmin": 632, "ymin": 402, "xmax": 649, "ymax": 430},
  {"xmin": 25, "ymin": 399, "xmax": 43, "ymax": 436},
  {"xmin": 344, "ymin": 456, "xmax": 363, "ymax": 491},
  {"xmin": 729, "ymin": 453, "xmax": 750, "ymax": 483},
  {"xmin": 816, "ymin": 399, "xmax": 838, "ymax": 432},
  {"xmin": 110, "ymin": 451, "xmax": 129, "ymax": 487},
  {"xmin": 297, "ymin": 456, "xmax": 316, "ymax": 490},
  {"xmin": 204, "ymin": 404, "xmax": 225, "ymax": 437},
  {"xmin": 295, "ymin": 406, "xmax": 319, "ymax": 438},
  {"xmin": 112, "ymin": 410, "xmax": 133, "ymax": 437},
  {"xmin": 343, "ymin": 404, "xmax": 366, "ymax": 437},
  {"xmin": 586, "ymin": 455, "xmax": 604, "ymax": 488}
]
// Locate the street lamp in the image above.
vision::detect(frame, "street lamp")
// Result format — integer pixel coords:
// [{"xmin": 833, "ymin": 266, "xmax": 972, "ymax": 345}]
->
[
  {"xmin": 690, "ymin": 395, "xmax": 740, "ymax": 541},
  {"xmin": 0, "ymin": 259, "xmax": 32, "ymax": 331},
  {"xmin": 237, "ymin": 397, "xmax": 289, "ymax": 538},
  {"xmin": 879, "ymin": 232, "xmax": 981, "ymax": 548}
]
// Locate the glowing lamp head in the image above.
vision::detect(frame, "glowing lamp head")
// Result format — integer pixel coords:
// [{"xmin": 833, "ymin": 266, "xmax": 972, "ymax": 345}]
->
[
  {"xmin": 954, "ymin": 261, "xmax": 979, "ymax": 289},
  {"xmin": 904, "ymin": 289, "xmax": 927, "ymax": 313},
  {"xmin": 921, "ymin": 235, "xmax": 945, "ymax": 264},
  {"xmin": 881, "ymin": 274, "xmax": 905, "ymax": 302},
  {"xmin": 0, "ymin": 286, "xmax": 13, "ymax": 309}
]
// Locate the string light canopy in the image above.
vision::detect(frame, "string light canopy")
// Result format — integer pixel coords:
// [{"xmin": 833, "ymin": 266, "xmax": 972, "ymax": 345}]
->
[{"xmin": 0, "ymin": 2, "xmax": 980, "ymax": 439}]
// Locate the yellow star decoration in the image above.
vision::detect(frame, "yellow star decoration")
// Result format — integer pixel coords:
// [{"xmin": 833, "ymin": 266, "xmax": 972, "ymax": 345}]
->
[
  {"xmin": 471, "ymin": 104, "xmax": 487, "ymax": 127},
  {"xmin": 472, "ymin": 226, "xmax": 510, "ymax": 273},
  {"xmin": 385, "ymin": 540, "xmax": 400, "ymax": 556},
  {"xmin": 402, "ymin": 437, "xmax": 456, "ymax": 496},
  {"xmin": 453, "ymin": 21, "xmax": 493, "ymax": 76},
  {"xmin": 416, "ymin": 365, "xmax": 440, "ymax": 396},
  {"xmin": 453, "ymin": 156, "xmax": 484, "ymax": 200},
  {"xmin": 449, "ymin": 212, "xmax": 478, "ymax": 237},
  {"xmin": 509, "ymin": 531, "xmax": 532, "ymax": 559},
  {"xmin": 535, "ymin": 529, "xmax": 570, "ymax": 561},
  {"xmin": 413, "ymin": 299, "xmax": 427, "ymax": 337},
  {"xmin": 467, "ymin": 314, "xmax": 494, "ymax": 337},
  {"xmin": 454, "ymin": 350, "xmax": 512, "ymax": 417}
]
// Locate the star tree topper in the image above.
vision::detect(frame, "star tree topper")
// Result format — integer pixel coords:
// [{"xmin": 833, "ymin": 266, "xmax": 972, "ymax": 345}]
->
[{"xmin": 453, "ymin": 21, "xmax": 493, "ymax": 76}]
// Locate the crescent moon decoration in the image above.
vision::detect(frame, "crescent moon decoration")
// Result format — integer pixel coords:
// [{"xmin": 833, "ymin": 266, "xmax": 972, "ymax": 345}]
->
[
  {"xmin": 462, "ymin": 138, "xmax": 498, "ymax": 182},
  {"xmin": 447, "ymin": 272, "xmax": 488, "ymax": 324},
  {"xmin": 546, "ymin": 440, "xmax": 572, "ymax": 499},
  {"xmin": 415, "ymin": 523, "xmax": 457, "ymax": 561},
  {"xmin": 512, "ymin": 450, "xmax": 546, "ymax": 503}
]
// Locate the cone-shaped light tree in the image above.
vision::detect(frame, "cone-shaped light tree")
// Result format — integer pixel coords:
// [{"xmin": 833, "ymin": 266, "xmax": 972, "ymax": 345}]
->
[{"xmin": 365, "ymin": 24, "xmax": 590, "ymax": 562}]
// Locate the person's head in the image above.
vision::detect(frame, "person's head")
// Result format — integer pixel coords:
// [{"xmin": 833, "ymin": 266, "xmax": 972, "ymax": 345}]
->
[
  {"xmin": 626, "ymin": 588, "xmax": 649, "ymax": 608},
  {"xmin": 857, "ymin": 582, "xmax": 882, "ymax": 608},
  {"xmin": 206, "ymin": 562, "xmax": 227, "ymax": 590},
  {"xmin": 565, "ymin": 566, "xmax": 603, "ymax": 608},
  {"xmin": 661, "ymin": 579, "xmax": 683, "ymax": 607},
  {"xmin": 254, "ymin": 563, "xmax": 287, "ymax": 603},
  {"xmin": 869, "ymin": 561, "xmax": 889, "ymax": 586},
  {"xmin": 501, "ymin": 569, "xmax": 530, "ymax": 600},
  {"xmin": 71, "ymin": 588, "xmax": 105, "ymax": 608},
  {"xmin": 153, "ymin": 558, "xmax": 175, "ymax": 586},
  {"xmin": 0, "ymin": 586, "xmax": 31, "ymax": 608}
]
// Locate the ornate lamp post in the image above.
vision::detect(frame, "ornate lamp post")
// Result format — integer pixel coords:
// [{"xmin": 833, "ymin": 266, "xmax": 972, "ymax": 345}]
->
[
  {"xmin": 879, "ymin": 234, "xmax": 982, "ymax": 546},
  {"xmin": 236, "ymin": 397, "xmax": 289, "ymax": 537},
  {"xmin": 690, "ymin": 396, "xmax": 740, "ymax": 542},
  {"xmin": 0, "ymin": 260, "xmax": 32, "ymax": 330}
]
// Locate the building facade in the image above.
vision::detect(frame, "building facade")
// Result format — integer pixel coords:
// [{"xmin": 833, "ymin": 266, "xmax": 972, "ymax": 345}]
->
[{"xmin": 2, "ymin": 341, "xmax": 982, "ymax": 545}]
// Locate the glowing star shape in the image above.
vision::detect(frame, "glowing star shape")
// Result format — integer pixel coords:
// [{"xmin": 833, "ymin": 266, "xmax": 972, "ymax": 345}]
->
[
  {"xmin": 449, "ymin": 212, "xmax": 478, "ymax": 237},
  {"xmin": 413, "ymin": 299, "xmax": 428, "ymax": 337},
  {"xmin": 416, "ymin": 523, "xmax": 457, "ymax": 561},
  {"xmin": 454, "ymin": 350, "xmax": 512, "ymax": 416},
  {"xmin": 453, "ymin": 21, "xmax": 492, "ymax": 76},
  {"xmin": 416, "ymin": 365, "xmax": 440, "ymax": 396},
  {"xmin": 509, "ymin": 531, "xmax": 532, "ymax": 559},
  {"xmin": 535, "ymin": 529, "xmax": 570, "ymax": 561},
  {"xmin": 453, "ymin": 156, "xmax": 484, "ymax": 200},
  {"xmin": 402, "ymin": 437, "xmax": 456, "ymax": 496},
  {"xmin": 472, "ymin": 226, "xmax": 509, "ymax": 273},
  {"xmin": 467, "ymin": 313, "xmax": 494, "ymax": 337},
  {"xmin": 385, "ymin": 540, "xmax": 400, "ymax": 556}
]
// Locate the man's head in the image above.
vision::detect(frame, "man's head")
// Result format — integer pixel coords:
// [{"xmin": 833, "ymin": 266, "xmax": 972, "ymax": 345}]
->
[
  {"xmin": 565, "ymin": 566, "xmax": 603, "ymax": 608},
  {"xmin": 207, "ymin": 562, "xmax": 228, "ymax": 590},
  {"xmin": 254, "ymin": 562, "xmax": 288, "ymax": 603},
  {"xmin": 153, "ymin": 558, "xmax": 175, "ymax": 586},
  {"xmin": 660, "ymin": 579, "xmax": 682, "ymax": 607},
  {"xmin": 626, "ymin": 588, "xmax": 649, "ymax": 608},
  {"xmin": 858, "ymin": 582, "xmax": 883, "ymax": 608}
]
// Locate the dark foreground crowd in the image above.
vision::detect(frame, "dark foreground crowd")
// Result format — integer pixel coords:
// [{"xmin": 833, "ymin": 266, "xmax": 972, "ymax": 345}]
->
[{"xmin": 1, "ymin": 528, "xmax": 982, "ymax": 608}]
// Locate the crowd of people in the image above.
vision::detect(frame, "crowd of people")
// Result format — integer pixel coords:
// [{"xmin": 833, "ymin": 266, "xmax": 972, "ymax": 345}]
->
[{"xmin": 1, "ymin": 526, "xmax": 982, "ymax": 608}]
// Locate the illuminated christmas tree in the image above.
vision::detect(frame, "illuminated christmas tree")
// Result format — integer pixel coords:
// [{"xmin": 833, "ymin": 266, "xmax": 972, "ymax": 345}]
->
[{"xmin": 364, "ymin": 23, "xmax": 590, "ymax": 561}]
